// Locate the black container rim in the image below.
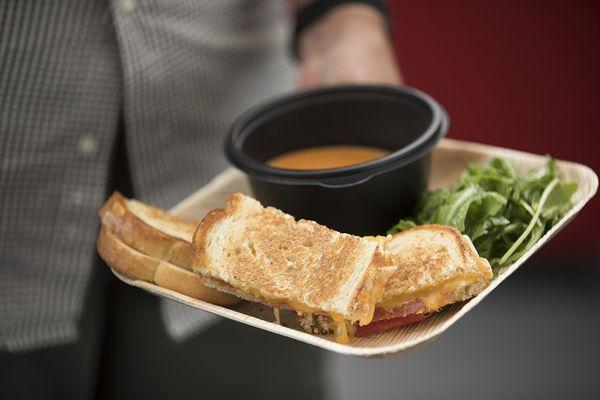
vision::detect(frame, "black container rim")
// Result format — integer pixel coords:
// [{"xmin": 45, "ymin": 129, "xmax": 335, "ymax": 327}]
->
[{"xmin": 225, "ymin": 85, "xmax": 449, "ymax": 188}]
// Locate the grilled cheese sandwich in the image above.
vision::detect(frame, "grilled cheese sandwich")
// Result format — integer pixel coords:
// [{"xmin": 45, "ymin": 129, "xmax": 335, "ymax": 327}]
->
[
  {"xmin": 192, "ymin": 193, "xmax": 397, "ymax": 342},
  {"xmin": 97, "ymin": 192, "xmax": 240, "ymax": 306},
  {"xmin": 297, "ymin": 225, "xmax": 493, "ymax": 338}
]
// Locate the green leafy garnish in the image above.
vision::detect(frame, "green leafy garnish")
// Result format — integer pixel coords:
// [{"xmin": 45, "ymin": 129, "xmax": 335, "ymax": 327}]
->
[{"xmin": 389, "ymin": 157, "xmax": 577, "ymax": 267}]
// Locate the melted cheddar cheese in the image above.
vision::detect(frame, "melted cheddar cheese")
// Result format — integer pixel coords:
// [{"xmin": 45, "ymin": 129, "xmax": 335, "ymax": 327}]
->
[
  {"xmin": 376, "ymin": 274, "xmax": 480, "ymax": 311},
  {"xmin": 328, "ymin": 313, "xmax": 349, "ymax": 344},
  {"xmin": 218, "ymin": 264, "xmax": 400, "ymax": 344}
]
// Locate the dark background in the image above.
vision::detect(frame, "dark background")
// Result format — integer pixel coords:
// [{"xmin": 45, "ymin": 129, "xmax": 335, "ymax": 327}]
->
[
  {"xmin": 390, "ymin": 0, "xmax": 599, "ymax": 256},
  {"xmin": 323, "ymin": 2, "xmax": 600, "ymax": 399}
]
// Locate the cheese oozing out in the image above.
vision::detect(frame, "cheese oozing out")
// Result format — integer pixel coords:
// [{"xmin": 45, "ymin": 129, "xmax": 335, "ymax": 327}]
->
[{"xmin": 377, "ymin": 274, "xmax": 480, "ymax": 312}]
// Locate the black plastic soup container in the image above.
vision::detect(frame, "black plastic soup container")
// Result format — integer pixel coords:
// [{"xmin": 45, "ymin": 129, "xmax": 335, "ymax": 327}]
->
[{"xmin": 225, "ymin": 85, "xmax": 448, "ymax": 236}]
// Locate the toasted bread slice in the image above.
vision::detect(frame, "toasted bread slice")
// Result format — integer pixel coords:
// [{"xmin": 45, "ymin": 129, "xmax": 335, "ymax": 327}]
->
[
  {"xmin": 297, "ymin": 225, "xmax": 493, "ymax": 336},
  {"xmin": 99, "ymin": 193, "xmax": 197, "ymax": 270},
  {"xmin": 379, "ymin": 224, "xmax": 492, "ymax": 312},
  {"xmin": 192, "ymin": 193, "xmax": 395, "ymax": 327},
  {"xmin": 97, "ymin": 192, "xmax": 239, "ymax": 306}
]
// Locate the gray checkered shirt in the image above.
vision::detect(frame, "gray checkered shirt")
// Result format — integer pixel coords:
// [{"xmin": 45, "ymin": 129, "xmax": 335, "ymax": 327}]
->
[{"xmin": 0, "ymin": 0, "xmax": 295, "ymax": 352}]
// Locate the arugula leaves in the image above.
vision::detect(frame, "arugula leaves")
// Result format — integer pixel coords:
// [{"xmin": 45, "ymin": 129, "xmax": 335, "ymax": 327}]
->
[{"xmin": 389, "ymin": 157, "xmax": 577, "ymax": 267}]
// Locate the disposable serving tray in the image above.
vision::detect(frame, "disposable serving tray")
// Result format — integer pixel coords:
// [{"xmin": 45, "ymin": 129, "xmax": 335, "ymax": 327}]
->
[{"xmin": 111, "ymin": 139, "xmax": 597, "ymax": 357}]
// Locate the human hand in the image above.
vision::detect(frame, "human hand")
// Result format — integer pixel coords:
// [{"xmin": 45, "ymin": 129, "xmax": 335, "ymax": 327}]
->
[{"xmin": 296, "ymin": 4, "xmax": 402, "ymax": 89}]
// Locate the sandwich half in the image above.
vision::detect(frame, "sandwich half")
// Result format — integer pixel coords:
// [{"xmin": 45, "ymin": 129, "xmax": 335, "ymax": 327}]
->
[
  {"xmin": 192, "ymin": 193, "xmax": 397, "ymax": 343},
  {"xmin": 298, "ymin": 224, "xmax": 493, "ymax": 338},
  {"xmin": 97, "ymin": 192, "xmax": 240, "ymax": 306}
]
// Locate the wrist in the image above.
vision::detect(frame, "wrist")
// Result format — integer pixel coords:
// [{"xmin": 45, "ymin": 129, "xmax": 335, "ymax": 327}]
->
[{"xmin": 297, "ymin": 3, "xmax": 390, "ymax": 61}]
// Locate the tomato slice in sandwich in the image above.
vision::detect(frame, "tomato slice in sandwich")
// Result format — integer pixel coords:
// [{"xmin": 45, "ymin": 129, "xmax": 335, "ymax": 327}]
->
[{"xmin": 355, "ymin": 313, "xmax": 429, "ymax": 337}]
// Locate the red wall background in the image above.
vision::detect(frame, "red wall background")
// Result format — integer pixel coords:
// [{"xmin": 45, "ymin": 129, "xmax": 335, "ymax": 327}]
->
[{"xmin": 389, "ymin": 0, "xmax": 599, "ymax": 257}]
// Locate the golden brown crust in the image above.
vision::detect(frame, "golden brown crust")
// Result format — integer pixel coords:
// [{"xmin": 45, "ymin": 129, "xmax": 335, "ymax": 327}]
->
[
  {"xmin": 97, "ymin": 226, "xmax": 160, "ymax": 282},
  {"xmin": 154, "ymin": 263, "xmax": 240, "ymax": 305},
  {"xmin": 97, "ymin": 192, "xmax": 240, "ymax": 306},
  {"xmin": 192, "ymin": 207, "xmax": 230, "ymax": 273},
  {"xmin": 99, "ymin": 192, "xmax": 198, "ymax": 267},
  {"xmin": 98, "ymin": 192, "xmax": 126, "ymax": 220},
  {"xmin": 460, "ymin": 233, "xmax": 494, "ymax": 280},
  {"xmin": 98, "ymin": 227, "xmax": 239, "ymax": 305},
  {"xmin": 192, "ymin": 192, "xmax": 393, "ymax": 323},
  {"xmin": 384, "ymin": 225, "xmax": 473, "ymax": 293},
  {"xmin": 164, "ymin": 241, "xmax": 196, "ymax": 271},
  {"xmin": 380, "ymin": 224, "xmax": 492, "ymax": 310}
]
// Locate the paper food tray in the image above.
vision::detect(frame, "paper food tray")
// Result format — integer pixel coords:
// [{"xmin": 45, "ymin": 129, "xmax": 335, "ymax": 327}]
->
[{"xmin": 110, "ymin": 139, "xmax": 597, "ymax": 357}]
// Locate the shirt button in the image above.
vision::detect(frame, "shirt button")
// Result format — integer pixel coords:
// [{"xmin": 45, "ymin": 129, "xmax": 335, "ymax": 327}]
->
[
  {"xmin": 78, "ymin": 134, "xmax": 98, "ymax": 157},
  {"xmin": 120, "ymin": 0, "xmax": 136, "ymax": 13},
  {"xmin": 71, "ymin": 189, "xmax": 85, "ymax": 206}
]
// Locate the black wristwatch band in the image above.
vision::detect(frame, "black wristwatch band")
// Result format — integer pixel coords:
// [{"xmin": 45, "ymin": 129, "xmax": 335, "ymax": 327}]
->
[{"xmin": 292, "ymin": 0, "xmax": 391, "ymax": 60}]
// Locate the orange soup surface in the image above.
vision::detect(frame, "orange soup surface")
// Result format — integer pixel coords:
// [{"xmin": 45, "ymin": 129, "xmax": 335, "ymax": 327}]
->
[{"xmin": 268, "ymin": 145, "xmax": 390, "ymax": 170}]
